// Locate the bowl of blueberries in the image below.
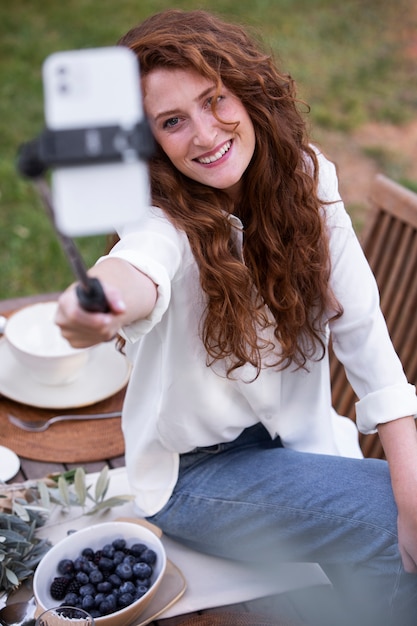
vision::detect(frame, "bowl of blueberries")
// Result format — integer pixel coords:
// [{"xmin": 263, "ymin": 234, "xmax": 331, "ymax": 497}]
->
[{"xmin": 33, "ymin": 521, "xmax": 167, "ymax": 626}]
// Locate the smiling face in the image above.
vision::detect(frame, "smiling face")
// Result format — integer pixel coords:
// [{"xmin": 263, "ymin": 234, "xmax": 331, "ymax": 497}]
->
[{"xmin": 143, "ymin": 68, "xmax": 256, "ymax": 200}]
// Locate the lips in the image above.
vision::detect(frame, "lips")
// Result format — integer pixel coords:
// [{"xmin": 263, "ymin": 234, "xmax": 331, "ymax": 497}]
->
[{"xmin": 195, "ymin": 140, "xmax": 232, "ymax": 164}]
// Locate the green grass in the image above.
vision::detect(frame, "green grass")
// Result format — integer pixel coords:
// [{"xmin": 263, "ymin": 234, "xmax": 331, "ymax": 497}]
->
[
  {"xmin": 362, "ymin": 145, "xmax": 412, "ymax": 181},
  {"xmin": 1, "ymin": 0, "xmax": 415, "ymax": 299}
]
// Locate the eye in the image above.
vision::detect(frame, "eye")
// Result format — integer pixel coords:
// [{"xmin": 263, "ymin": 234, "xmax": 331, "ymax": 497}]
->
[
  {"xmin": 206, "ymin": 94, "xmax": 225, "ymax": 109},
  {"xmin": 162, "ymin": 116, "xmax": 179, "ymax": 129}
]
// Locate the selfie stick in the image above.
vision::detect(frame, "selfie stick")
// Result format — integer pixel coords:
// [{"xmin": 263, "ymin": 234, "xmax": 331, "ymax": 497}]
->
[
  {"xmin": 34, "ymin": 177, "xmax": 110, "ymax": 312},
  {"xmin": 16, "ymin": 122, "xmax": 155, "ymax": 313}
]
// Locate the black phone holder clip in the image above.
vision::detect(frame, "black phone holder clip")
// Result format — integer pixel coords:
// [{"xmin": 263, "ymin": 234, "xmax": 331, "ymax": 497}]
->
[
  {"xmin": 16, "ymin": 120, "xmax": 155, "ymax": 313},
  {"xmin": 17, "ymin": 119, "xmax": 156, "ymax": 179}
]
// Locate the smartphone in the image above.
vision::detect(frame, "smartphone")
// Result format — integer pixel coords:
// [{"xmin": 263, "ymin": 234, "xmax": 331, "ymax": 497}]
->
[{"xmin": 42, "ymin": 46, "xmax": 151, "ymax": 237}]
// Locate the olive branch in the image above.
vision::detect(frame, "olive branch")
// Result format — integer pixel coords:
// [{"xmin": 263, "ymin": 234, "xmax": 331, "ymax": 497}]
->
[
  {"xmin": 0, "ymin": 466, "xmax": 134, "ymax": 592},
  {"xmin": 37, "ymin": 466, "xmax": 133, "ymax": 516}
]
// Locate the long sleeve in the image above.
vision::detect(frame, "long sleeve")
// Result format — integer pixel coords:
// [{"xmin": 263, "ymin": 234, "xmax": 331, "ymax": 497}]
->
[{"xmin": 318, "ymin": 154, "xmax": 417, "ymax": 434}]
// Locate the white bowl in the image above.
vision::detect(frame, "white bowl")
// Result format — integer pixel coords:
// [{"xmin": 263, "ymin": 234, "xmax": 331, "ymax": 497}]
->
[
  {"xmin": 4, "ymin": 301, "xmax": 90, "ymax": 386},
  {"xmin": 33, "ymin": 521, "xmax": 167, "ymax": 626}
]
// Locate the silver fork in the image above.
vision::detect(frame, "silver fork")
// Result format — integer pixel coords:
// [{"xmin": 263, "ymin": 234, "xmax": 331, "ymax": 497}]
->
[{"xmin": 7, "ymin": 411, "xmax": 121, "ymax": 432}]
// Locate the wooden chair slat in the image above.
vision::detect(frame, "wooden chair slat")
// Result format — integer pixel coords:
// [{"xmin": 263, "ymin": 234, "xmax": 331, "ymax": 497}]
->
[
  {"xmin": 388, "ymin": 255, "xmax": 417, "ymax": 363},
  {"xmin": 378, "ymin": 224, "xmax": 414, "ymax": 317},
  {"xmin": 368, "ymin": 217, "xmax": 405, "ymax": 287},
  {"xmin": 378, "ymin": 229, "xmax": 417, "ymax": 378},
  {"xmin": 361, "ymin": 211, "xmax": 393, "ymax": 270}
]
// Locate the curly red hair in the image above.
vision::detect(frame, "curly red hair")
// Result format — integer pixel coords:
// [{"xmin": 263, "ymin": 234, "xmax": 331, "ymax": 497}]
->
[{"xmin": 118, "ymin": 9, "xmax": 342, "ymax": 376}]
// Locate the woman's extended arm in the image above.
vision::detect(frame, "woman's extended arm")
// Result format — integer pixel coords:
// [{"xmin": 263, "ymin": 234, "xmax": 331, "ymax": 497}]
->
[
  {"xmin": 55, "ymin": 257, "xmax": 158, "ymax": 348},
  {"xmin": 378, "ymin": 416, "xmax": 417, "ymax": 573}
]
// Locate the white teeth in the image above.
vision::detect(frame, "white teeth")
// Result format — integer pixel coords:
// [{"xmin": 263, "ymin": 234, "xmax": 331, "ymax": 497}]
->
[{"xmin": 197, "ymin": 141, "xmax": 231, "ymax": 164}]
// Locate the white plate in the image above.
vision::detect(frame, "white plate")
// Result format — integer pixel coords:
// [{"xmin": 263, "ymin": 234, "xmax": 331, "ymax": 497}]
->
[
  {"xmin": 0, "ymin": 338, "xmax": 131, "ymax": 409},
  {"xmin": 0, "ymin": 445, "xmax": 20, "ymax": 481}
]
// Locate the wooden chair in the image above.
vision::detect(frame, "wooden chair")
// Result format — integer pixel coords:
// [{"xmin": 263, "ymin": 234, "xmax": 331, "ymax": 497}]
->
[{"xmin": 330, "ymin": 174, "xmax": 417, "ymax": 459}]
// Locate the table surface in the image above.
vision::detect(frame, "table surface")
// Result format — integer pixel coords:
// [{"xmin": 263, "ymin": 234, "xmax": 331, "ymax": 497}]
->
[
  {"xmin": 0, "ymin": 292, "xmax": 126, "ymax": 481},
  {"xmin": 1, "ymin": 293, "xmax": 322, "ymax": 626}
]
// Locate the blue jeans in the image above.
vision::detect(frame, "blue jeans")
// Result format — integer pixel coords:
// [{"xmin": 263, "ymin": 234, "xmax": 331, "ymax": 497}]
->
[{"xmin": 148, "ymin": 423, "xmax": 417, "ymax": 626}]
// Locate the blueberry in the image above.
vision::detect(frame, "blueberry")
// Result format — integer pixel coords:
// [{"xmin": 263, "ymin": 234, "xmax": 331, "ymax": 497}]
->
[
  {"xmin": 112, "ymin": 587, "xmax": 121, "ymax": 599},
  {"xmin": 138, "ymin": 577, "xmax": 152, "ymax": 589},
  {"xmin": 57, "ymin": 559, "xmax": 74, "ymax": 575},
  {"xmin": 119, "ymin": 581, "xmax": 136, "ymax": 595},
  {"xmin": 97, "ymin": 581, "xmax": 113, "ymax": 593},
  {"xmin": 99, "ymin": 598, "xmax": 116, "ymax": 615},
  {"xmin": 83, "ymin": 560, "xmax": 98, "ymax": 574},
  {"xmin": 82, "ymin": 595, "xmax": 95, "ymax": 611},
  {"xmin": 115, "ymin": 562, "xmax": 133, "ymax": 580},
  {"xmin": 75, "ymin": 571, "xmax": 89, "ymax": 585},
  {"xmin": 89, "ymin": 569, "xmax": 104, "ymax": 584},
  {"xmin": 77, "ymin": 558, "xmax": 93, "ymax": 574},
  {"xmin": 101, "ymin": 543, "xmax": 115, "ymax": 559},
  {"xmin": 107, "ymin": 574, "xmax": 122, "ymax": 587},
  {"xmin": 79, "ymin": 583, "xmax": 95, "ymax": 597},
  {"xmin": 73, "ymin": 556, "xmax": 89, "ymax": 572},
  {"xmin": 118, "ymin": 592, "xmax": 134, "ymax": 608},
  {"xmin": 136, "ymin": 584, "xmax": 149, "ymax": 598},
  {"xmin": 108, "ymin": 573, "xmax": 122, "ymax": 587},
  {"xmin": 123, "ymin": 555, "xmax": 136, "ymax": 567},
  {"xmin": 98, "ymin": 556, "xmax": 114, "ymax": 573},
  {"xmin": 130, "ymin": 543, "xmax": 147, "ymax": 557},
  {"xmin": 112, "ymin": 550, "xmax": 125, "ymax": 565},
  {"xmin": 63, "ymin": 592, "xmax": 79, "ymax": 605},
  {"xmin": 140, "ymin": 549, "xmax": 157, "ymax": 565},
  {"xmin": 94, "ymin": 592, "xmax": 106, "ymax": 607},
  {"xmin": 112, "ymin": 538, "xmax": 127, "ymax": 551},
  {"xmin": 81, "ymin": 547, "xmax": 94, "ymax": 559},
  {"xmin": 132, "ymin": 562, "xmax": 152, "ymax": 580},
  {"xmin": 105, "ymin": 594, "xmax": 117, "ymax": 611}
]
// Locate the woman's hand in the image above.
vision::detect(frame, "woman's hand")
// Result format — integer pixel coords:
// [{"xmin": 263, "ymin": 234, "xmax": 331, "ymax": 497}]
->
[
  {"xmin": 55, "ymin": 282, "xmax": 127, "ymax": 348},
  {"xmin": 397, "ymin": 497, "xmax": 417, "ymax": 573},
  {"xmin": 55, "ymin": 257, "xmax": 158, "ymax": 348},
  {"xmin": 378, "ymin": 416, "xmax": 417, "ymax": 573}
]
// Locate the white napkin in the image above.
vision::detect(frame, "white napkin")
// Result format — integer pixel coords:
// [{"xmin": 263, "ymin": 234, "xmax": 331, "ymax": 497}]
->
[{"xmin": 36, "ymin": 467, "xmax": 330, "ymax": 618}]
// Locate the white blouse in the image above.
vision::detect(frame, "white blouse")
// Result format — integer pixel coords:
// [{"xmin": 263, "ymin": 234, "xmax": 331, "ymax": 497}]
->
[{"xmin": 103, "ymin": 150, "xmax": 417, "ymax": 517}]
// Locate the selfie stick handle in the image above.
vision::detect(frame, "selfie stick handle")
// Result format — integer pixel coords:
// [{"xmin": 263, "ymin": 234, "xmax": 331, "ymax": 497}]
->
[{"xmin": 33, "ymin": 178, "xmax": 110, "ymax": 313}]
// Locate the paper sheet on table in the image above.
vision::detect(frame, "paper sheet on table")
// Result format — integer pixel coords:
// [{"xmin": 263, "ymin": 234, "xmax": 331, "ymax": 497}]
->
[{"xmin": 36, "ymin": 467, "xmax": 330, "ymax": 618}]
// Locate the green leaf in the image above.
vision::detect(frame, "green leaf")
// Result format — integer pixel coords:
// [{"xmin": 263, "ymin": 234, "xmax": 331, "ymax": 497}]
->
[
  {"xmin": 58, "ymin": 476, "xmax": 70, "ymax": 507},
  {"xmin": 49, "ymin": 468, "xmax": 79, "ymax": 484},
  {"xmin": 21, "ymin": 505, "xmax": 49, "ymax": 515},
  {"xmin": 86, "ymin": 495, "xmax": 134, "ymax": 515},
  {"xmin": 5, "ymin": 568, "xmax": 19, "ymax": 586},
  {"xmin": 94, "ymin": 466, "xmax": 109, "ymax": 503},
  {"xmin": 12, "ymin": 502, "xmax": 30, "ymax": 522},
  {"xmin": 38, "ymin": 480, "xmax": 51, "ymax": 510},
  {"xmin": 74, "ymin": 467, "xmax": 87, "ymax": 507},
  {"xmin": 0, "ymin": 529, "xmax": 31, "ymax": 544}
]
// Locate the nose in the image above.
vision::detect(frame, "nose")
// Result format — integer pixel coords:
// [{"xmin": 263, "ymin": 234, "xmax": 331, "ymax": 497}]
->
[{"xmin": 192, "ymin": 114, "xmax": 217, "ymax": 147}]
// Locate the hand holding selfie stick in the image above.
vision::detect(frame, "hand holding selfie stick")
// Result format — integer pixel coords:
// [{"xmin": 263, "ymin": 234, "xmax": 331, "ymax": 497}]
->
[{"xmin": 16, "ymin": 122, "xmax": 155, "ymax": 313}]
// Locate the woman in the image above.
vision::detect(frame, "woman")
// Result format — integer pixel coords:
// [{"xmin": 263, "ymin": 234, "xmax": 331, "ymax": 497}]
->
[{"xmin": 56, "ymin": 10, "xmax": 417, "ymax": 625}]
